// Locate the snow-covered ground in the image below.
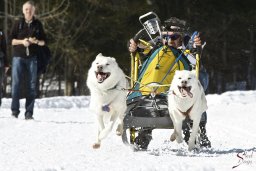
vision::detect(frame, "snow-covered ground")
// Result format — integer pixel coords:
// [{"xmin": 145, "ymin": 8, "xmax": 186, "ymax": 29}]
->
[{"xmin": 0, "ymin": 91, "xmax": 256, "ymax": 171}]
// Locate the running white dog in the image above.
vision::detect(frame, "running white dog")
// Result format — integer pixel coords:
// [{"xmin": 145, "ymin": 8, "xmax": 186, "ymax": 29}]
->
[
  {"xmin": 168, "ymin": 70, "xmax": 207, "ymax": 151},
  {"xmin": 87, "ymin": 53, "xmax": 128, "ymax": 149}
]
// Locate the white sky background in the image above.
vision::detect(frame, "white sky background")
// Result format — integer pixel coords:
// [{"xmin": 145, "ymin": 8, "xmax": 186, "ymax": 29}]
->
[{"xmin": 0, "ymin": 91, "xmax": 256, "ymax": 171}]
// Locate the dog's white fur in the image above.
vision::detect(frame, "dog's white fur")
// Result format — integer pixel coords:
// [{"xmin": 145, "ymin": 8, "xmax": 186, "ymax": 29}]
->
[
  {"xmin": 168, "ymin": 70, "xmax": 207, "ymax": 151},
  {"xmin": 87, "ymin": 53, "xmax": 128, "ymax": 149}
]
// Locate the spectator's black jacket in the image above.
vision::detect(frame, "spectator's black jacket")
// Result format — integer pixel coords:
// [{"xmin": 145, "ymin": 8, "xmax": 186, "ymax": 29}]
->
[{"xmin": 10, "ymin": 17, "xmax": 46, "ymax": 58}]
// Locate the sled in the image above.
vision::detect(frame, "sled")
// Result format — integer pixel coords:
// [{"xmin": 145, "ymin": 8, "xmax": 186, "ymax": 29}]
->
[{"xmin": 122, "ymin": 12, "xmax": 200, "ymax": 148}]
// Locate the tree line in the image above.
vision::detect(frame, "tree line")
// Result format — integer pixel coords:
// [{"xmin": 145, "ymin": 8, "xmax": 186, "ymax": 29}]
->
[{"xmin": 0, "ymin": 0, "xmax": 255, "ymax": 97}]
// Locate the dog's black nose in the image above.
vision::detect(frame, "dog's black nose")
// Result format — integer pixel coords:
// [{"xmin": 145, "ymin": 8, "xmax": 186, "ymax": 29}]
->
[
  {"xmin": 97, "ymin": 65, "xmax": 103, "ymax": 71},
  {"xmin": 181, "ymin": 80, "xmax": 187, "ymax": 85}
]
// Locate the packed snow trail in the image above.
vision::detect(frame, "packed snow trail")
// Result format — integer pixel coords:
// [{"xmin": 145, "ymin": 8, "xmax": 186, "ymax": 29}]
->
[{"xmin": 0, "ymin": 91, "xmax": 256, "ymax": 171}]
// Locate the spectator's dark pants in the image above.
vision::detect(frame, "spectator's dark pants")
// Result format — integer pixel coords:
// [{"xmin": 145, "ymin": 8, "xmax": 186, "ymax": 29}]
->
[{"xmin": 11, "ymin": 56, "xmax": 37, "ymax": 115}]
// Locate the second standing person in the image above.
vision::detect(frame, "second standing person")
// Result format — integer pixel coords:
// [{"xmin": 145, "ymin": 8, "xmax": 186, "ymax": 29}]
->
[{"xmin": 0, "ymin": 30, "xmax": 9, "ymax": 106}]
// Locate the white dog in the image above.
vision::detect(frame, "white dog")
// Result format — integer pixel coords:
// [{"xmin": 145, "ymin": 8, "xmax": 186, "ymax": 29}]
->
[
  {"xmin": 87, "ymin": 53, "xmax": 128, "ymax": 149},
  {"xmin": 168, "ymin": 70, "xmax": 207, "ymax": 151}
]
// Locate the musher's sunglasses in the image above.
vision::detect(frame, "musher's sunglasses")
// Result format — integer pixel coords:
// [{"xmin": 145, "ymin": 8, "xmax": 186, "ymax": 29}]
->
[{"xmin": 162, "ymin": 33, "xmax": 181, "ymax": 40}]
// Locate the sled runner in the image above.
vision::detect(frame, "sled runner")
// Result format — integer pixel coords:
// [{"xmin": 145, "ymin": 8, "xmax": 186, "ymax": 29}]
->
[{"xmin": 122, "ymin": 12, "xmax": 203, "ymax": 149}]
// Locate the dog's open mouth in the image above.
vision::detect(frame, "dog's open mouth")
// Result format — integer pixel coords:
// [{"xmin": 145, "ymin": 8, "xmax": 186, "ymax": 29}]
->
[
  {"xmin": 178, "ymin": 86, "xmax": 193, "ymax": 98},
  {"xmin": 95, "ymin": 72, "xmax": 110, "ymax": 83}
]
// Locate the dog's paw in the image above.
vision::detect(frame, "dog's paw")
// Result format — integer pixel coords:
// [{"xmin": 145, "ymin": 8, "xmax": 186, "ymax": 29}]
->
[
  {"xmin": 116, "ymin": 124, "xmax": 123, "ymax": 136},
  {"xmin": 116, "ymin": 130, "xmax": 122, "ymax": 136},
  {"xmin": 92, "ymin": 143, "xmax": 101, "ymax": 149},
  {"xmin": 176, "ymin": 136, "xmax": 183, "ymax": 143},
  {"xmin": 170, "ymin": 133, "xmax": 176, "ymax": 141},
  {"xmin": 188, "ymin": 145, "xmax": 195, "ymax": 151},
  {"xmin": 116, "ymin": 131, "xmax": 122, "ymax": 136},
  {"xmin": 188, "ymin": 141, "xmax": 196, "ymax": 151}
]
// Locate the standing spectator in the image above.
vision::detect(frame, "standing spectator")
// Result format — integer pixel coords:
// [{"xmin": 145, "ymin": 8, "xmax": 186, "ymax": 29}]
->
[
  {"xmin": 10, "ymin": 1, "xmax": 46, "ymax": 119},
  {"xmin": 0, "ymin": 30, "xmax": 9, "ymax": 106}
]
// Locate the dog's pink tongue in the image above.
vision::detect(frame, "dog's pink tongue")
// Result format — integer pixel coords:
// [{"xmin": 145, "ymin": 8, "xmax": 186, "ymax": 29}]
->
[
  {"xmin": 181, "ymin": 88, "xmax": 188, "ymax": 96},
  {"xmin": 187, "ymin": 91, "xmax": 193, "ymax": 98},
  {"xmin": 181, "ymin": 87, "xmax": 193, "ymax": 98},
  {"xmin": 97, "ymin": 74, "xmax": 104, "ymax": 82}
]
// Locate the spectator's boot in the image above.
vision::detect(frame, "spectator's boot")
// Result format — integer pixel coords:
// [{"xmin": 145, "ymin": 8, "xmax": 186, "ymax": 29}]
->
[
  {"xmin": 25, "ymin": 112, "xmax": 34, "ymax": 120},
  {"xmin": 12, "ymin": 111, "xmax": 20, "ymax": 118}
]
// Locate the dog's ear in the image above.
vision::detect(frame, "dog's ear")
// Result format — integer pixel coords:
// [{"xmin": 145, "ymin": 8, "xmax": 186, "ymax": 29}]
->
[
  {"xmin": 96, "ymin": 53, "xmax": 103, "ymax": 58},
  {"xmin": 109, "ymin": 57, "xmax": 118, "ymax": 66},
  {"xmin": 111, "ymin": 57, "xmax": 116, "ymax": 62},
  {"xmin": 175, "ymin": 70, "xmax": 181, "ymax": 75},
  {"xmin": 169, "ymin": 83, "xmax": 174, "ymax": 91},
  {"xmin": 191, "ymin": 70, "xmax": 197, "ymax": 76}
]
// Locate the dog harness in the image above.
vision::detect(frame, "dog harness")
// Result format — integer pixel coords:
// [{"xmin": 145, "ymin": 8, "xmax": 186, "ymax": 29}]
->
[
  {"xmin": 177, "ymin": 105, "xmax": 194, "ymax": 117},
  {"xmin": 172, "ymin": 90, "xmax": 194, "ymax": 117}
]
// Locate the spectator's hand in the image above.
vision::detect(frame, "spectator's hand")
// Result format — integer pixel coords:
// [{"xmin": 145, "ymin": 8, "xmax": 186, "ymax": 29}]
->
[
  {"xmin": 28, "ymin": 37, "xmax": 38, "ymax": 44},
  {"xmin": 193, "ymin": 34, "xmax": 201, "ymax": 47},
  {"xmin": 23, "ymin": 38, "xmax": 30, "ymax": 47},
  {"xmin": 128, "ymin": 39, "xmax": 137, "ymax": 53}
]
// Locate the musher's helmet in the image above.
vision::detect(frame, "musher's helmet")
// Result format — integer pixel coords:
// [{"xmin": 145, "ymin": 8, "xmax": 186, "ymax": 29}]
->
[
  {"xmin": 162, "ymin": 17, "xmax": 187, "ymax": 32},
  {"xmin": 162, "ymin": 17, "xmax": 192, "ymax": 46}
]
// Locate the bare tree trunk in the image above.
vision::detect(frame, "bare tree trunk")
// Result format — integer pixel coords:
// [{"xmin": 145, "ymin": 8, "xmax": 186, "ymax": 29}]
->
[
  {"xmin": 64, "ymin": 56, "xmax": 74, "ymax": 96},
  {"xmin": 219, "ymin": 38, "xmax": 227, "ymax": 93},
  {"xmin": 217, "ymin": 71, "xmax": 222, "ymax": 94},
  {"xmin": 248, "ymin": 26, "xmax": 255, "ymax": 89},
  {"xmin": 58, "ymin": 68, "xmax": 62, "ymax": 96}
]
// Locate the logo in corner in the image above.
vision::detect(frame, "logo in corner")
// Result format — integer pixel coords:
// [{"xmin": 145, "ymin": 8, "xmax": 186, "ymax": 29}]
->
[{"xmin": 232, "ymin": 151, "xmax": 254, "ymax": 169}]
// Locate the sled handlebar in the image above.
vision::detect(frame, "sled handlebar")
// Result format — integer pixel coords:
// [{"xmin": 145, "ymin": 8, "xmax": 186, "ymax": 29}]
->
[
  {"xmin": 191, "ymin": 31, "xmax": 200, "ymax": 79},
  {"xmin": 133, "ymin": 29, "xmax": 145, "ymax": 42}
]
